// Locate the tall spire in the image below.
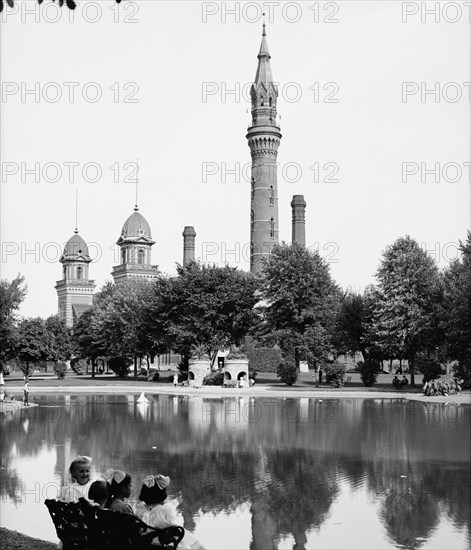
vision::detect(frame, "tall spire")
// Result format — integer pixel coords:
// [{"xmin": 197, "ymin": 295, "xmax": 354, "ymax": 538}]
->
[{"xmin": 254, "ymin": 16, "xmax": 273, "ymax": 85}]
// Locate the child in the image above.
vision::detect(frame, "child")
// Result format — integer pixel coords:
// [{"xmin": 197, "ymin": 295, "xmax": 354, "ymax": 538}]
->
[
  {"xmin": 103, "ymin": 469, "xmax": 133, "ymax": 514},
  {"xmin": 59, "ymin": 456, "xmax": 93, "ymax": 503},
  {"xmin": 135, "ymin": 474, "xmax": 206, "ymax": 550},
  {"xmin": 88, "ymin": 479, "xmax": 108, "ymax": 508},
  {"xmin": 23, "ymin": 378, "xmax": 29, "ymax": 406}
]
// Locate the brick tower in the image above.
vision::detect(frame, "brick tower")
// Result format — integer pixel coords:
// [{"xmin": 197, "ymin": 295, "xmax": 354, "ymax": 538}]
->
[
  {"xmin": 291, "ymin": 195, "xmax": 307, "ymax": 246},
  {"xmin": 55, "ymin": 229, "xmax": 95, "ymax": 328},
  {"xmin": 246, "ymin": 21, "xmax": 282, "ymax": 274}
]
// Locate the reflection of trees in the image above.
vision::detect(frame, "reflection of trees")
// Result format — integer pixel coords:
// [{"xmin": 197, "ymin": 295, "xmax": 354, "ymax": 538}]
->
[
  {"xmin": 1, "ymin": 395, "xmax": 469, "ymax": 549},
  {"xmin": 260, "ymin": 450, "xmax": 339, "ymax": 550}
]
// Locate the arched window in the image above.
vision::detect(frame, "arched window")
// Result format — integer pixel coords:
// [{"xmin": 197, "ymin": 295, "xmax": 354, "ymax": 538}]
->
[
  {"xmin": 260, "ymin": 95, "xmax": 264, "ymax": 106},
  {"xmin": 138, "ymin": 249, "xmax": 145, "ymax": 264},
  {"xmin": 270, "ymin": 218, "xmax": 275, "ymax": 238},
  {"xmin": 77, "ymin": 266, "xmax": 83, "ymax": 280},
  {"xmin": 251, "ymin": 176, "xmax": 255, "ymax": 199},
  {"xmin": 63, "ymin": 266, "xmax": 66, "ymax": 279},
  {"xmin": 250, "ymin": 243, "xmax": 254, "ymax": 264},
  {"xmin": 251, "ymin": 210, "xmax": 255, "ymax": 232},
  {"xmin": 121, "ymin": 248, "xmax": 126, "ymax": 264},
  {"xmin": 269, "ymin": 97, "xmax": 272, "ymax": 106},
  {"xmin": 269, "ymin": 185, "xmax": 275, "ymax": 206}
]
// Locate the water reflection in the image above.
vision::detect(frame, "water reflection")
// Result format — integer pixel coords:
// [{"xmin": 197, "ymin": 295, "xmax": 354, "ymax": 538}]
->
[{"xmin": 1, "ymin": 395, "xmax": 469, "ymax": 549}]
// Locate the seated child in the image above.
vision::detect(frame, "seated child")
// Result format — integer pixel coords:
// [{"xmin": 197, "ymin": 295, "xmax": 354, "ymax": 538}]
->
[
  {"xmin": 60, "ymin": 456, "xmax": 93, "ymax": 503},
  {"xmin": 135, "ymin": 474, "xmax": 206, "ymax": 550},
  {"xmin": 103, "ymin": 468, "xmax": 133, "ymax": 514},
  {"xmin": 88, "ymin": 479, "xmax": 108, "ymax": 508}
]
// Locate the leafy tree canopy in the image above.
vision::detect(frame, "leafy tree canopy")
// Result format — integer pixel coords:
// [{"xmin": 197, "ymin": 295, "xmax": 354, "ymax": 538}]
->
[
  {"xmin": 1, "ymin": 0, "xmax": 122, "ymax": 12},
  {"xmin": 371, "ymin": 235, "xmax": 442, "ymax": 385},
  {"xmin": 258, "ymin": 242, "xmax": 340, "ymax": 367},
  {"xmin": 145, "ymin": 262, "xmax": 259, "ymax": 363}
]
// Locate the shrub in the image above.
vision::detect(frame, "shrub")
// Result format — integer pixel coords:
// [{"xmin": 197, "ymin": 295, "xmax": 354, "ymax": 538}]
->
[
  {"xmin": 416, "ymin": 356, "xmax": 443, "ymax": 384},
  {"xmin": 226, "ymin": 345, "xmax": 247, "ymax": 360},
  {"xmin": 70, "ymin": 358, "xmax": 87, "ymax": 375},
  {"xmin": 54, "ymin": 361, "xmax": 68, "ymax": 379},
  {"xmin": 324, "ymin": 361, "xmax": 346, "ymax": 388},
  {"xmin": 246, "ymin": 347, "xmax": 282, "ymax": 373},
  {"xmin": 277, "ymin": 357, "xmax": 298, "ymax": 385},
  {"xmin": 203, "ymin": 371, "xmax": 224, "ymax": 386},
  {"xmin": 357, "ymin": 360, "xmax": 379, "ymax": 387},
  {"xmin": 453, "ymin": 360, "xmax": 471, "ymax": 389},
  {"xmin": 108, "ymin": 356, "xmax": 131, "ymax": 377}
]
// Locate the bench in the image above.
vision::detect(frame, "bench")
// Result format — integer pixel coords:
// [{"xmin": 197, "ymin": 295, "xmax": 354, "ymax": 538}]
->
[
  {"xmin": 45, "ymin": 498, "xmax": 185, "ymax": 549},
  {"xmin": 222, "ymin": 380, "xmax": 238, "ymax": 388}
]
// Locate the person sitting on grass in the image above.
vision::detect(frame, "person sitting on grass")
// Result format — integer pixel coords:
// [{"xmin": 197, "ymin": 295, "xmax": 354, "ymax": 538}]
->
[
  {"xmin": 400, "ymin": 376, "xmax": 409, "ymax": 389},
  {"xmin": 392, "ymin": 376, "xmax": 400, "ymax": 389},
  {"xmin": 135, "ymin": 474, "xmax": 206, "ymax": 549},
  {"xmin": 88, "ymin": 479, "xmax": 109, "ymax": 508},
  {"xmin": 60, "ymin": 456, "xmax": 93, "ymax": 503},
  {"xmin": 103, "ymin": 469, "xmax": 133, "ymax": 514}
]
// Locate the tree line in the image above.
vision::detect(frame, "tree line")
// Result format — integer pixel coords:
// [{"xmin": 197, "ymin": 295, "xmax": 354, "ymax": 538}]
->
[{"xmin": 1, "ymin": 233, "xmax": 470, "ymax": 386}]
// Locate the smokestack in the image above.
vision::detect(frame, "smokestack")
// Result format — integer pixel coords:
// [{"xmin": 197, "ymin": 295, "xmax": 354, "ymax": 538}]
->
[
  {"xmin": 182, "ymin": 226, "xmax": 196, "ymax": 265},
  {"xmin": 291, "ymin": 195, "xmax": 306, "ymax": 246}
]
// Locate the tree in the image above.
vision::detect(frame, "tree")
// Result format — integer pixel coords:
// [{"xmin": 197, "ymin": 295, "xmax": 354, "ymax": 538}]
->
[
  {"xmin": 0, "ymin": 0, "xmax": 122, "ymax": 13},
  {"xmin": 73, "ymin": 308, "xmax": 107, "ymax": 378},
  {"xmin": 145, "ymin": 262, "xmax": 259, "ymax": 366},
  {"xmin": 441, "ymin": 232, "xmax": 471, "ymax": 385},
  {"xmin": 45, "ymin": 315, "xmax": 73, "ymax": 364},
  {"xmin": 15, "ymin": 317, "xmax": 50, "ymax": 377},
  {"xmin": 334, "ymin": 286, "xmax": 381, "ymax": 362},
  {"xmin": 258, "ymin": 242, "xmax": 339, "ymax": 369},
  {"xmin": 0, "ymin": 275, "xmax": 27, "ymax": 369},
  {"xmin": 371, "ymin": 236, "xmax": 442, "ymax": 386}
]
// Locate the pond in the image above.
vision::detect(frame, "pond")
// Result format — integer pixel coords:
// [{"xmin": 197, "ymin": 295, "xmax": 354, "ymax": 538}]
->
[{"xmin": 1, "ymin": 394, "xmax": 470, "ymax": 549}]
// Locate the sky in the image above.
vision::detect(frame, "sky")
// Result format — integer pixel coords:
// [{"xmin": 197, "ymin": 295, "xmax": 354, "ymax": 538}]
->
[{"xmin": 1, "ymin": 0, "xmax": 470, "ymax": 318}]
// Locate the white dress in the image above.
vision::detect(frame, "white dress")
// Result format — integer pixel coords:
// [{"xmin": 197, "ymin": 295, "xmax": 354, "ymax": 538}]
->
[
  {"xmin": 134, "ymin": 502, "xmax": 206, "ymax": 550},
  {"xmin": 59, "ymin": 480, "xmax": 92, "ymax": 503}
]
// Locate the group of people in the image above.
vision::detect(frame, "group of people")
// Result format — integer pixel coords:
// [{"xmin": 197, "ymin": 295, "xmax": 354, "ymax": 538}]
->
[
  {"xmin": 60, "ymin": 456, "xmax": 205, "ymax": 550},
  {"xmin": 423, "ymin": 377, "xmax": 463, "ymax": 396},
  {"xmin": 392, "ymin": 375, "xmax": 409, "ymax": 390}
]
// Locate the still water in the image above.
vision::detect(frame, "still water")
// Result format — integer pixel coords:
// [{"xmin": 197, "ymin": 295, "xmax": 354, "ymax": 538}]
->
[{"xmin": 1, "ymin": 394, "xmax": 470, "ymax": 549}]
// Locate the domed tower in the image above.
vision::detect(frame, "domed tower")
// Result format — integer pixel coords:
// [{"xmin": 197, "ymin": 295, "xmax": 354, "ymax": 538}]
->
[
  {"xmin": 111, "ymin": 206, "xmax": 159, "ymax": 284},
  {"xmin": 55, "ymin": 229, "xmax": 96, "ymax": 328},
  {"xmin": 247, "ymin": 21, "xmax": 282, "ymax": 274}
]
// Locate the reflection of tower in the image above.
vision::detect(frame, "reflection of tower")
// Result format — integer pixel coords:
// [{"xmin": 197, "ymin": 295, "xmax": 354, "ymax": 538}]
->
[
  {"xmin": 291, "ymin": 195, "xmax": 306, "ymax": 246},
  {"xmin": 55, "ymin": 230, "xmax": 95, "ymax": 327},
  {"xmin": 247, "ymin": 22, "xmax": 282, "ymax": 274},
  {"xmin": 182, "ymin": 226, "xmax": 196, "ymax": 266},
  {"xmin": 111, "ymin": 206, "xmax": 159, "ymax": 284}
]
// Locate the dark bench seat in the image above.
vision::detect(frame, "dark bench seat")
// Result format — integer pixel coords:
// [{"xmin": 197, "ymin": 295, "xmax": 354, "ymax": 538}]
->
[
  {"xmin": 222, "ymin": 380, "xmax": 238, "ymax": 388},
  {"xmin": 45, "ymin": 498, "xmax": 185, "ymax": 549}
]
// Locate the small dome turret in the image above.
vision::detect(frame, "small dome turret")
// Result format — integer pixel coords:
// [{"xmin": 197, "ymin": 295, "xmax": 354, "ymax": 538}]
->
[
  {"xmin": 61, "ymin": 231, "xmax": 91, "ymax": 262},
  {"xmin": 118, "ymin": 207, "xmax": 154, "ymax": 244}
]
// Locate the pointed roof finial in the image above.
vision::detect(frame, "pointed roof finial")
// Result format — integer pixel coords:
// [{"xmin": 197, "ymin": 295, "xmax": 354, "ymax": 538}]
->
[
  {"xmin": 258, "ymin": 14, "xmax": 270, "ymax": 59},
  {"xmin": 134, "ymin": 160, "xmax": 139, "ymax": 211},
  {"xmin": 74, "ymin": 188, "xmax": 79, "ymax": 233}
]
